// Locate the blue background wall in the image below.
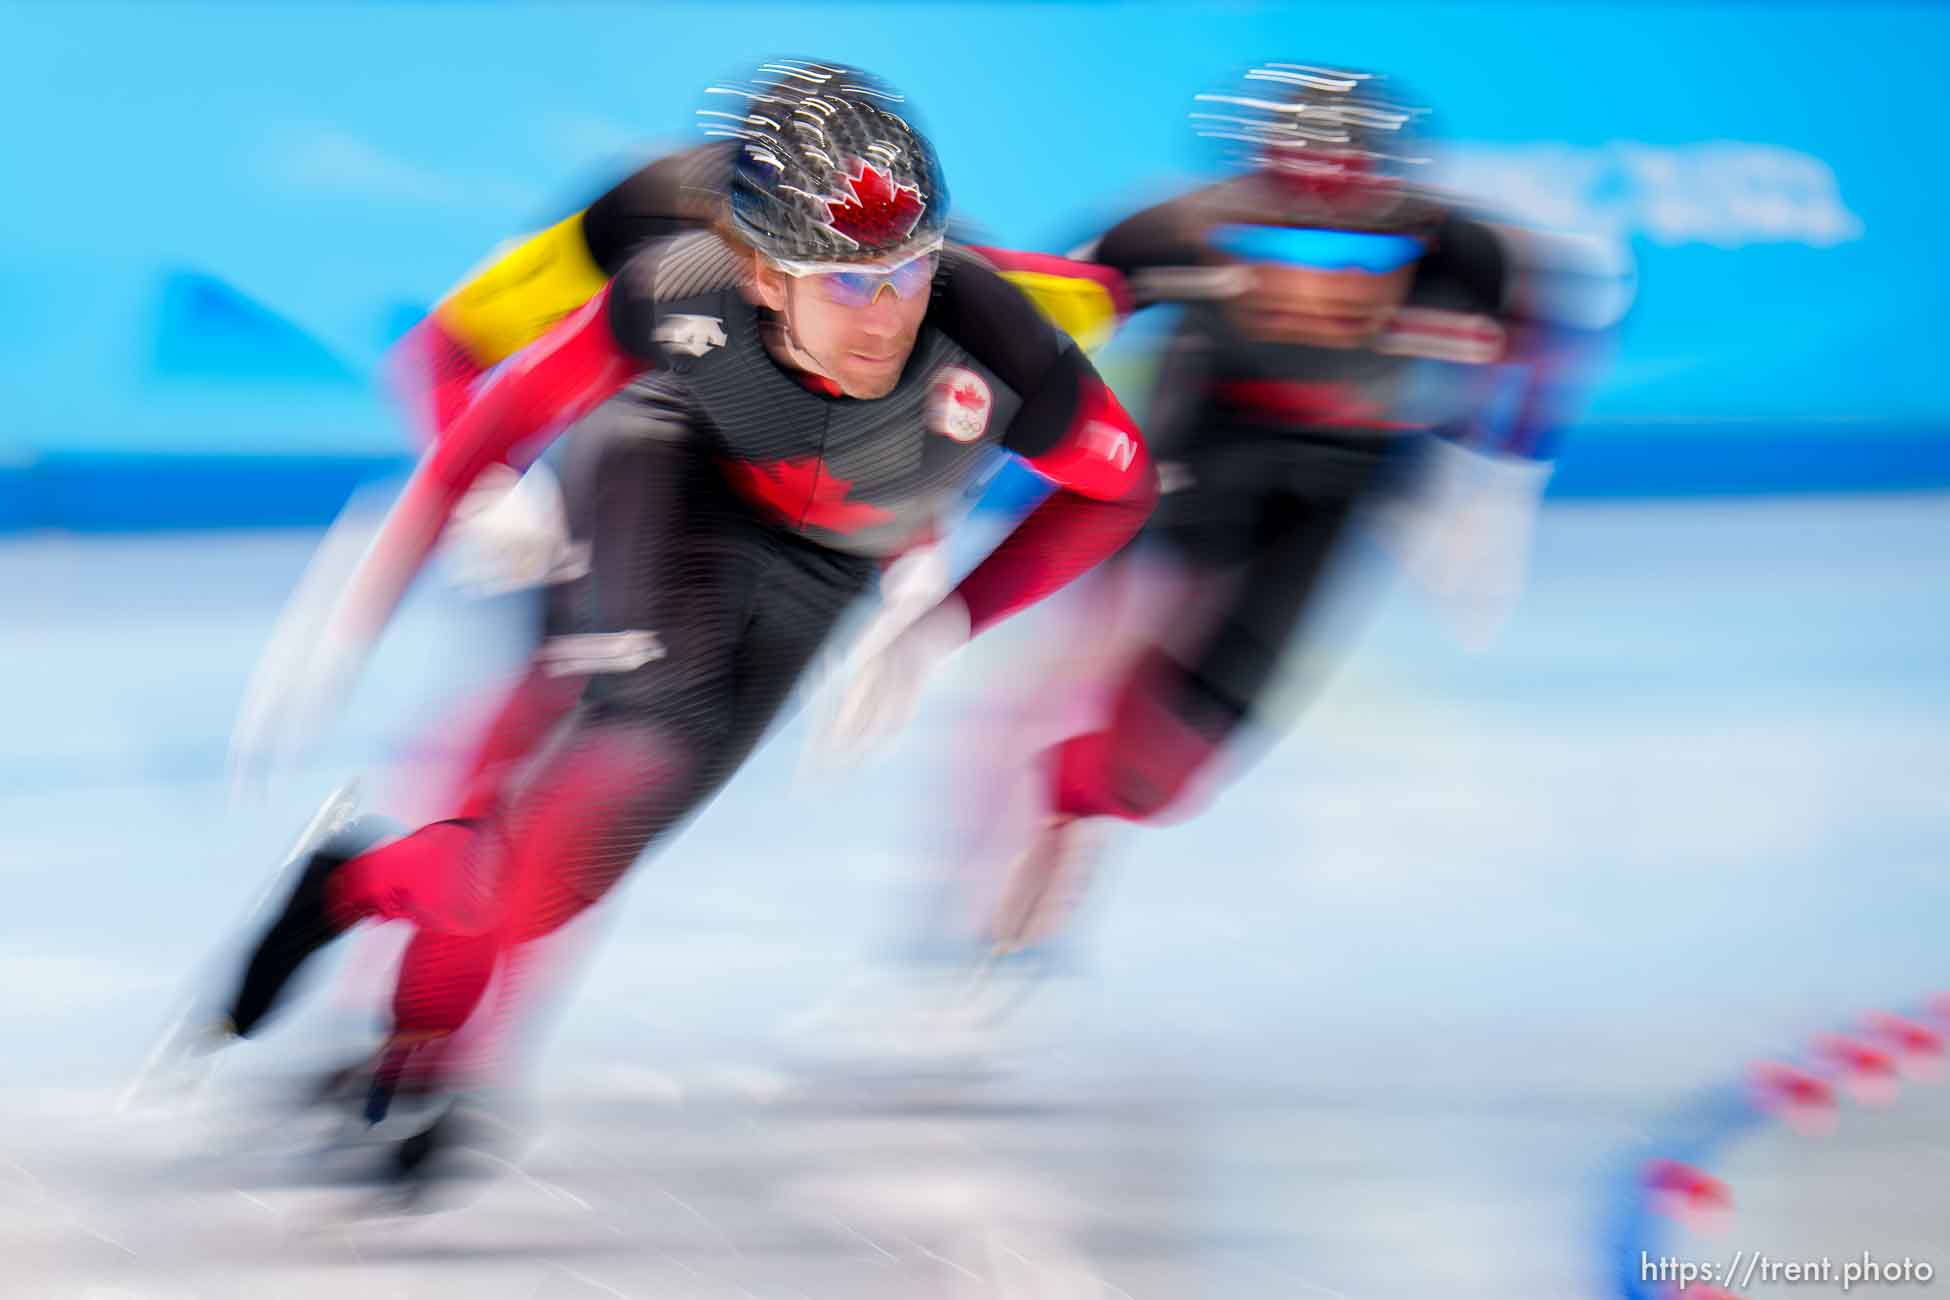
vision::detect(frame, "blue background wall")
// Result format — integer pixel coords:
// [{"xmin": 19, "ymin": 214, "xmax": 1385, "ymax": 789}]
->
[{"xmin": 3, "ymin": 1, "xmax": 1945, "ymax": 527}]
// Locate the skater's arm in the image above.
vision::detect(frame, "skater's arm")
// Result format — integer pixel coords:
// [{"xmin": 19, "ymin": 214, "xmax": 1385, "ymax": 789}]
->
[
  {"xmin": 1073, "ymin": 185, "xmax": 1250, "ymax": 310},
  {"xmin": 956, "ymin": 371, "xmax": 1155, "ymax": 634},
  {"xmin": 334, "ymin": 287, "xmax": 648, "ymax": 647},
  {"xmin": 928, "ymin": 249, "xmax": 1157, "ymax": 635},
  {"xmin": 963, "ymin": 245, "xmax": 1133, "ymax": 354},
  {"xmin": 390, "ymin": 145, "xmax": 729, "ymax": 442},
  {"xmin": 389, "ymin": 214, "xmax": 614, "ymax": 445},
  {"xmin": 1492, "ymin": 321, "xmax": 1610, "ymax": 460},
  {"xmin": 389, "ymin": 315, "xmax": 493, "ymax": 446},
  {"xmin": 1420, "ymin": 215, "xmax": 1627, "ymax": 460}
]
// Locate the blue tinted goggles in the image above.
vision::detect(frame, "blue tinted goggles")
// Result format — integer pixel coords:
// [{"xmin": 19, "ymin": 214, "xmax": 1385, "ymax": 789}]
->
[
  {"xmin": 774, "ymin": 247, "xmax": 941, "ymax": 307},
  {"xmin": 1210, "ymin": 224, "xmax": 1425, "ymax": 274}
]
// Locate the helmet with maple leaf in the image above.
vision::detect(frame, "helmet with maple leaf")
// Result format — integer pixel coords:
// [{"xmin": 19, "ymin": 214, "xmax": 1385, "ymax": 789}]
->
[
  {"xmin": 1191, "ymin": 62, "xmax": 1442, "ymax": 234},
  {"xmin": 700, "ymin": 58, "xmax": 950, "ymax": 270}
]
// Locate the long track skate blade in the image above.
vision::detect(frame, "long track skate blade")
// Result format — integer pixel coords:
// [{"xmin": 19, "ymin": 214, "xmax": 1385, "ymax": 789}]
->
[{"xmin": 114, "ymin": 781, "xmax": 364, "ymax": 1117}]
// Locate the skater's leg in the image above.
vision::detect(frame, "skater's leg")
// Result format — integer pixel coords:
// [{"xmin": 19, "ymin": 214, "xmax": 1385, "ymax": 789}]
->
[
  {"xmin": 437, "ymin": 436, "xmax": 602, "ymax": 822},
  {"xmin": 977, "ymin": 492, "xmax": 1368, "ymax": 952},
  {"xmin": 375, "ymin": 424, "xmax": 872, "ymax": 1075},
  {"xmin": 362, "ymin": 410, "xmax": 744, "ymax": 1060},
  {"xmin": 209, "ymin": 396, "xmax": 664, "ymax": 1050},
  {"xmin": 380, "ymin": 558, "xmax": 869, "ymax": 1063},
  {"xmin": 224, "ymin": 812, "xmax": 402, "ymax": 1038},
  {"xmin": 1049, "ymin": 492, "xmax": 1358, "ymax": 824},
  {"xmin": 443, "ymin": 665, "xmax": 587, "ymax": 822}
]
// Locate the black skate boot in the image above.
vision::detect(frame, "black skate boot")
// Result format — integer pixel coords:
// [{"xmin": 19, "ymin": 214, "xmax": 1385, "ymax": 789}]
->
[{"xmin": 225, "ymin": 796, "xmax": 402, "ymax": 1039}]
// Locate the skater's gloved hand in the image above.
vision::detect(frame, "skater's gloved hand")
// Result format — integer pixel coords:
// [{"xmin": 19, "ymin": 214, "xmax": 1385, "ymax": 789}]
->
[
  {"xmin": 875, "ymin": 543, "xmax": 952, "ymax": 625},
  {"xmin": 436, "ymin": 462, "xmax": 583, "ymax": 598},
  {"xmin": 810, "ymin": 591, "xmax": 971, "ymax": 769},
  {"xmin": 799, "ymin": 542, "xmax": 951, "ymax": 778},
  {"xmin": 1390, "ymin": 438, "xmax": 1553, "ymax": 651}
]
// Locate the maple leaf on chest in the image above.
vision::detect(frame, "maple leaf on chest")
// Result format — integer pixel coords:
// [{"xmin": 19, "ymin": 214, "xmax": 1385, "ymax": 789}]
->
[{"xmin": 721, "ymin": 455, "xmax": 895, "ymax": 533}]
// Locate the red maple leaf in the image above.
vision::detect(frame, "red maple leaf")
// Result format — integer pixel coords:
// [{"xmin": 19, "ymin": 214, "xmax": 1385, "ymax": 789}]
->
[
  {"xmin": 1262, "ymin": 143, "xmax": 1392, "ymax": 210},
  {"xmin": 951, "ymin": 383, "xmax": 985, "ymax": 410},
  {"xmin": 720, "ymin": 455, "xmax": 895, "ymax": 533},
  {"xmin": 823, "ymin": 159, "xmax": 927, "ymax": 248}
]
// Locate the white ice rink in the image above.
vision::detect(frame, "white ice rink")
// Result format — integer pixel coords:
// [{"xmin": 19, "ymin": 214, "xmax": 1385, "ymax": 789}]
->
[{"xmin": 3, "ymin": 492, "xmax": 1947, "ymax": 1299}]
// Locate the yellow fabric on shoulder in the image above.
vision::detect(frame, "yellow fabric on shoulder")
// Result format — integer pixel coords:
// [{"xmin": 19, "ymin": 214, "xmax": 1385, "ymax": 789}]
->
[
  {"xmin": 432, "ymin": 213, "xmax": 611, "ymax": 366},
  {"xmin": 996, "ymin": 270, "xmax": 1120, "ymax": 354}
]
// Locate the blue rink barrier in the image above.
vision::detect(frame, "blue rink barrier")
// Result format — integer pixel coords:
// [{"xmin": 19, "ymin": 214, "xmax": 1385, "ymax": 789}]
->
[
  {"xmin": 1, "ymin": 427, "xmax": 1946, "ymax": 535},
  {"xmin": 0, "ymin": 451, "xmax": 413, "ymax": 533},
  {"xmin": 1550, "ymin": 425, "xmax": 1950, "ymax": 499}
]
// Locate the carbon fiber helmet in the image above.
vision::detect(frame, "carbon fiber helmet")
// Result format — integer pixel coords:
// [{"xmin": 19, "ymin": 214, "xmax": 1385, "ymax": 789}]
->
[
  {"xmin": 701, "ymin": 59, "xmax": 950, "ymax": 269},
  {"xmin": 1193, "ymin": 63, "xmax": 1440, "ymax": 232}
]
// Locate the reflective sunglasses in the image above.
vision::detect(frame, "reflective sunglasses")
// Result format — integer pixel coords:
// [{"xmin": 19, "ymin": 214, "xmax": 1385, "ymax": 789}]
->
[
  {"xmin": 1209, "ymin": 224, "xmax": 1425, "ymax": 274},
  {"xmin": 775, "ymin": 248, "xmax": 940, "ymax": 307}
]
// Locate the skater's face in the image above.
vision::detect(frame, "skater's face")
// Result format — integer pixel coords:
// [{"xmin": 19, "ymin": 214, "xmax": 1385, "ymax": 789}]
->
[
  {"xmin": 748, "ymin": 254, "xmax": 934, "ymax": 399},
  {"xmin": 1233, "ymin": 261, "xmax": 1418, "ymax": 348},
  {"xmin": 1206, "ymin": 224, "xmax": 1426, "ymax": 349}
]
